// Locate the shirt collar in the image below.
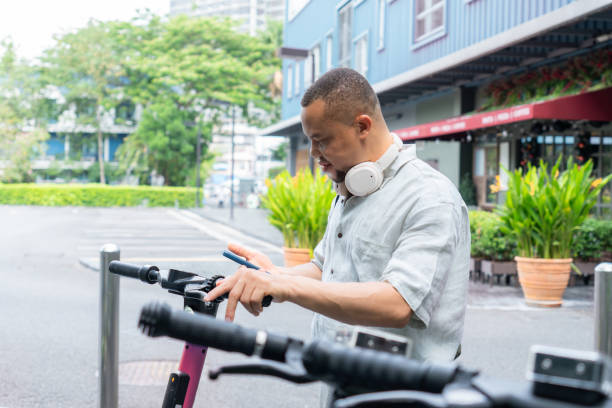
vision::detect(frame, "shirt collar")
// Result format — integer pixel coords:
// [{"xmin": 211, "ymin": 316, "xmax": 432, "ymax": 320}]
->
[{"xmin": 385, "ymin": 143, "xmax": 417, "ymax": 179}]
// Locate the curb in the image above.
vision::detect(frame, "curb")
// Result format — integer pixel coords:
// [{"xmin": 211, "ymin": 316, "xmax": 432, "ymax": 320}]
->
[{"xmin": 79, "ymin": 257, "xmax": 99, "ymax": 272}]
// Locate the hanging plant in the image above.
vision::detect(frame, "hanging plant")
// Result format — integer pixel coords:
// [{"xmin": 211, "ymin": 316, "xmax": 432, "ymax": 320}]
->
[{"xmin": 480, "ymin": 49, "xmax": 612, "ymax": 111}]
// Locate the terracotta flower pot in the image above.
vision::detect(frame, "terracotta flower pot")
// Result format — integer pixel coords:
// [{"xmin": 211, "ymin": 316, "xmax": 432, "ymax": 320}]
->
[
  {"xmin": 515, "ymin": 256, "xmax": 572, "ymax": 307},
  {"xmin": 283, "ymin": 247, "xmax": 311, "ymax": 267}
]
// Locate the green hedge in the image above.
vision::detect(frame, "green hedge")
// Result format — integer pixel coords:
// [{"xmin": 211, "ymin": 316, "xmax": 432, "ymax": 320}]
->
[
  {"xmin": 469, "ymin": 210, "xmax": 517, "ymax": 261},
  {"xmin": 573, "ymin": 218, "xmax": 612, "ymax": 261},
  {"xmin": 469, "ymin": 210, "xmax": 612, "ymax": 262},
  {"xmin": 0, "ymin": 183, "xmax": 196, "ymax": 208}
]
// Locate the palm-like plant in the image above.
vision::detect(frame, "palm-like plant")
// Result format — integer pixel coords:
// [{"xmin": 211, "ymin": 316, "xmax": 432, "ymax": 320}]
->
[
  {"xmin": 261, "ymin": 168, "xmax": 335, "ymax": 254},
  {"xmin": 498, "ymin": 157, "xmax": 611, "ymax": 259}
]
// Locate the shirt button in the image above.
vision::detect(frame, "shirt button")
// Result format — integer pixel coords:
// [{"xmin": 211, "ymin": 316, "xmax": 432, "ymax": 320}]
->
[
  {"xmin": 337, "ymin": 232, "xmax": 343, "ymax": 238},
  {"xmin": 331, "ymin": 269, "xmax": 334, "ymax": 274}
]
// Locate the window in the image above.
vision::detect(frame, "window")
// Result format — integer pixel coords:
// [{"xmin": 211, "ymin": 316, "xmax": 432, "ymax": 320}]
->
[
  {"xmin": 304, "ymin": 53, "xmax": 313, "ymax": 89},
  {"xmin": 287, "ymin": 65, "xmax": 293, "ymax": 98},
  {"xmin": 294, "ymin": 62, "xmax": 301, "ymax": 96},
  {"xmin": 76, "ymin": 98, "xmax": 96, "ymax": 118},
  {"xmin": 312, "ymin": 45, "xmax": 321, "ymax": 80},
  {"xmin": 115, "ymin": 100, "xmax": 135, "ymax": 125},
  {"xmin": 378, "ymin": 0, "xmax": 386, "ymax": 50},
  {"xmin": 474, "ymin": 143, "xmax": 498, "ymax": 205},
  {"xmin": 304, "ymin": 45, "xmax": 320, "ymax": 89},
  {"xmin": 338, "ymin": 4, "xmax": 352, "ymax": 67},
  {"xmin": 354, "ymin": 34, "xmax": 368, "ymax": 77},
  {"xmin": 590, "ymin": 135, "xmax": 612, "ymax": 217},
  {"xmin": 414, "ymin": 0, "xmax": 445, "ymax": 43},
  {"xmin": 326, "ymin": 35, "xmax": 333, "ymax": 71}
]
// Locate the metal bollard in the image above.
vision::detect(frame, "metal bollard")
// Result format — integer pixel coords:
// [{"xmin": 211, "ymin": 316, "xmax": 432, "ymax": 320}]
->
[
  {"xmin": 594, "ymin": 262, "xmax": 612, "ymax": 357},
  {"xmin": 99, "ymin": 244, "xmax": 120, "ymax": 408}
]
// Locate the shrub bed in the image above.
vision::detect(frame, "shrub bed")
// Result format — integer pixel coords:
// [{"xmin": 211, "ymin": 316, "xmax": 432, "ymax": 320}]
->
[
  {"xmin": 0, "ymin": 183, "xmax": 196, "ymax": 208},
  {"xmin": 469, "ymin": 210, "xmax": 611, "ymax": 262}
]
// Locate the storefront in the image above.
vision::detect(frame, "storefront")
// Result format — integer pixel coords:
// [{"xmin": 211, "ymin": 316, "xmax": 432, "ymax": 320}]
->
[{"xmin": 394, "ymin": 87, "xmax": 612, "ymax": 215}]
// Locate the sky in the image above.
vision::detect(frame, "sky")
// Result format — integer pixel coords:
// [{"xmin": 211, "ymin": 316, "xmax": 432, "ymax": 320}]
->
[{"xmin": 0, "ymin": 0, "xmax": 170, "ymax": 61}]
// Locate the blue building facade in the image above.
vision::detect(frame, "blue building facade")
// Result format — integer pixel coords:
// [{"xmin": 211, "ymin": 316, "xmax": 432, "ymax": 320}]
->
[{"xmin": 262, "ymin": 0, "xmax": 612, "ymax": 213}]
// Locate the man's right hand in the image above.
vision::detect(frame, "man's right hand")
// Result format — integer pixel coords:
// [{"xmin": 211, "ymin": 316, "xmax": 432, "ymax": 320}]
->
[{"xmin": 227, "ymin": 242, "xmax": 277, "ymax": 272}]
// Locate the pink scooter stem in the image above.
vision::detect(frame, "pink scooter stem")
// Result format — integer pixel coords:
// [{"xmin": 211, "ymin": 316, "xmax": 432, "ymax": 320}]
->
[{"xmin": 179, "ymin": 342, "xmax": 208, "ymax": 408}]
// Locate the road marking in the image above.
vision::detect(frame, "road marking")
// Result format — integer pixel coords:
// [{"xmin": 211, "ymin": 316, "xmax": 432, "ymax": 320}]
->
[
  {"xmin": 467, "ymin": 299, "xmax": 593, "ymax": 311},
  {"xmin": 121, "ymin": 256, "xmax": 226, "ymax": 262},
  {"xmin": 77, "ymin": 245, "xmax": 224, "ymax": 251},
  {"xmin": 167, "ymin": 209, "xmax": 283, "ymax": 254},
  {"xmin": 79, "ymin": 256, "xmax": 227, "ymax": 271}
]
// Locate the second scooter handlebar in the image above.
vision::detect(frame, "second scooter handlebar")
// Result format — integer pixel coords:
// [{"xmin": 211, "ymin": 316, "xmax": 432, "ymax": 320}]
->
[
  {"xmin": 138, "ymin": 301, "xmax": 462, "ymax": 394},
  {"xmin": 139, "ymin": 302, "xmax": 294, "ymax": 362}
]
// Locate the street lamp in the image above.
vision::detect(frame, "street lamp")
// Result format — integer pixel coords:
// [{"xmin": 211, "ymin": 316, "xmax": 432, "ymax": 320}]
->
[
  {"xmin": 230, "ymin": 105, "xmax": 236, "ymax": 220},
  {"xmin": 184, "ymin": 120, "xmax": 202, "ymax": 208},
  {"xmin": 209, "ymin": 100, "xmax": 237, "ymax": 219},
  {"xmin": 195, "ymin": 124, "xmax": 202, "ymax": 208}
]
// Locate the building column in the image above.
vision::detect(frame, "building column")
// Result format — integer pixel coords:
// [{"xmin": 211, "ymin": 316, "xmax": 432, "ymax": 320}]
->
[
  {"xmin": 289, "ymin": 135, "xmax": 298, "ymax": 176},
  {"xmin": 64, "ymin": 134, "xmax": 70, "ymax": 159},
  {"xmin": 104, "ymin": 136, "xmax": 110, "ymax": 162}
]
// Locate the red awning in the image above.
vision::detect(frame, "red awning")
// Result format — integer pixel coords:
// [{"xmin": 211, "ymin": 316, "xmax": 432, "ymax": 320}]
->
[{"xmin": 394, "ymin": 87, "xmax": 612, "ymax": 141}]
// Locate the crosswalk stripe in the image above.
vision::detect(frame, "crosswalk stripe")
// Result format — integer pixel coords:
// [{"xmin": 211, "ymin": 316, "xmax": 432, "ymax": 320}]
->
[{"xmin": 167, "ymin": 209, "xmax": 283, "ymax": 254}]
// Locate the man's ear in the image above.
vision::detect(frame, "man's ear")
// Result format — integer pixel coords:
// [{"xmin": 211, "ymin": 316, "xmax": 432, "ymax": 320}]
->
[{"xmin": 355, "ymin": 114, "xmax": 372, "ymax": 138}]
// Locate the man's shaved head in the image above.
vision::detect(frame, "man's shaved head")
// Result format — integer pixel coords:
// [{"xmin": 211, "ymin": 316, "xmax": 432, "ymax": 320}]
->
[{"xmin": 301, "ymin": 68, "xmax": 381, "ymax": 125}]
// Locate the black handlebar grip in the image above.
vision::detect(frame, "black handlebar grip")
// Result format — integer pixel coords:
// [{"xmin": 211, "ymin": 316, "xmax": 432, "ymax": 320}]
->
[
  {"xmin": 138, "ymin": 302, "xmax": 260, "ymax": 356},
  {"xmin": 109, "ymin": 261, "xmax": 158, "ymax": 284},
  {"xmin": 262, "ymin": 295, "xmax": 272, "ymax": 307},
  {"xmin": 302, "ymin": 340, "xmax": 458, "ymax": 393}
]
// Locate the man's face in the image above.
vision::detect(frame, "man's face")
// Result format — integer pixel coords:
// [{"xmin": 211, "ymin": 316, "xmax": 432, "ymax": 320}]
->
[{"xmin": 301, "ymin": 99, "xmax": 363, "ymax": 183}]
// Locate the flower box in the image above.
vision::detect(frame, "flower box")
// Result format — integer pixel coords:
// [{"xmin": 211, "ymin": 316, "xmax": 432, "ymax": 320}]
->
[
  {"xmin": 481, "ymin": 260, "xmax": 517, "ymax": 286},
  {"xmin": 570, "ymin": 261, "xmax": 598, "ymax": 285},
  {"xmin": 469, "ymin": 257, "xmax": 481, "ymax": 280}
]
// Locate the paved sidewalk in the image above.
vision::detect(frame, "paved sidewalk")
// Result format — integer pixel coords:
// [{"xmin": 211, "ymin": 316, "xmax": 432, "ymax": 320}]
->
[
  {"xmin": 188, "ymin": 205, "xmax": 594, "ymax": 309},
  {"xmin": 189, "ymin": 205, "xmax": 284, "ymax": 247}
]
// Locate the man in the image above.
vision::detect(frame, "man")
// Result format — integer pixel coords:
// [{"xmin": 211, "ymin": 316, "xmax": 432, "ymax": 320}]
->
[{"xmin": 206, "ymin": 67, "xmax": 469, "ymax": 363}]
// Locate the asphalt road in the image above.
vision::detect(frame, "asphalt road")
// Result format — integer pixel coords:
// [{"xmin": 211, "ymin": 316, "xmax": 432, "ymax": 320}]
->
[{"xmin": 0, "ymin": 206, "xmax": 598, "ymax": 408}]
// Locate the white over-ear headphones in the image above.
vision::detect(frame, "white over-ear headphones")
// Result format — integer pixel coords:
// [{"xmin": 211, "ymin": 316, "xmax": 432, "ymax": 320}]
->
[{"xmin": 343, "ymin": 133, "xmax": 403, "ymax": 197}]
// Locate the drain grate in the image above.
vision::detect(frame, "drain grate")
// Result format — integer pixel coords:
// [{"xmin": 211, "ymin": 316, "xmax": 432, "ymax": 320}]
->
[{"xmin": 119, "ymin": 360, "xmax": 179, "ymax": 386}]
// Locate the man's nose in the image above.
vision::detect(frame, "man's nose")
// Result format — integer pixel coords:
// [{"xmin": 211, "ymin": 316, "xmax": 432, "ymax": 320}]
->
[{"xmin": 309, "ymin": 141, "xmax": 319, "ymax": 159}]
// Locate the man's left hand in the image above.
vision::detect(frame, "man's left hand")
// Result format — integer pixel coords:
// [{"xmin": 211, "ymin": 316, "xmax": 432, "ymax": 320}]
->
[{"xmin": 205, "ymin": 266, "xmax": 287, "ymax": 321}]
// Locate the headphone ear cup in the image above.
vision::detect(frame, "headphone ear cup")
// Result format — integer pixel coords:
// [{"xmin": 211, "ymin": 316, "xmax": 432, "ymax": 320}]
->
[{"xmin": 344, "ymin": 162, "xmax": 384, "ymax": 197}]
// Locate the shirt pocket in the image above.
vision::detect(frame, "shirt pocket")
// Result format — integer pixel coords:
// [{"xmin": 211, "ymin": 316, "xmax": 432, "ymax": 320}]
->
[{"xmin": 350, "ymin": 236, "xmax": 393, "ymax": 282}]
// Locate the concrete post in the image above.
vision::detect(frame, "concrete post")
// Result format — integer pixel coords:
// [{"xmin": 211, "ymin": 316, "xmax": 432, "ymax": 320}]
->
[
  {"xmin": 99, "ymin": 244, "xmax": 120, "ymax": 407},
  {"xmin": 594, "ymin": 262, "xmax": 612, "ymax": 357}
]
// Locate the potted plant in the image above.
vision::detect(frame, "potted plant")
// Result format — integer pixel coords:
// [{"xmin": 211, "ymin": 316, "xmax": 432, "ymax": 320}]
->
[
  {"xmin": 260, "ymin": 168, "xmax": 335, "ymax": 267},
  {"xmin": 497, "ymin": 157, "xmax": 611, "ymax": 307}
]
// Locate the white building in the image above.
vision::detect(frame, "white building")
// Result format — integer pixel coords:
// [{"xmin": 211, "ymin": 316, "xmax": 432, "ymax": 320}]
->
[{"xmin": 169, "ymin": 0, "xmax": 284, "ymax": 36}]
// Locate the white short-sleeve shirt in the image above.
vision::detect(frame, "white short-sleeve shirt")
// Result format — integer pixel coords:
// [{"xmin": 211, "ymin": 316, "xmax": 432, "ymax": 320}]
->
[{"xmin": 311, "ymin": 143, "xmax": 470, "ymax": 362}]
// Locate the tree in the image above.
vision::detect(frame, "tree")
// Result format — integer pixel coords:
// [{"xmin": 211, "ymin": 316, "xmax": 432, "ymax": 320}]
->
[
  {"xmin": 114, "ymin": 14, "xmax": 281, "ymax": 185},
  {"xmin": 42, "ymin": 20, "xmax": 126, "ymax": 184},
  {"xmin": 130, "ymin": 15, "xmax": 279, "ymax": 114},
  {"xmin": 271, "ymin": 141, "xmax": 287, "ymax": 162},
  {"xmin": 116, "ymin": 99, "xmax": 205, "ymax": 186},
  {"xmin": 0, "ymin": 40, "xmax": 49, "ymax": 182}
]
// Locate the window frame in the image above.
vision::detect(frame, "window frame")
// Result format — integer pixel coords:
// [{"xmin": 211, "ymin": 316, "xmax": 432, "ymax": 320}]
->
[
  {"xmin": 294, "ymin": 61, "xmax": 301, "ymax": 96},
  {"xmin": 337, "ymin": 2, "xmax": 353, "ymax": 68},
  {"xmin": 325, "ymin": 32, "xmax": 333, "ymax": 72},
  {"xmin": 412, "ymin": 0, "xmax": 447, "ymax": 49},
  {"xmin": 304, "ymin": 53, "xmax": 313, "ymax": 89},
  {"xmin": 287, "ymin": 64, "xmax": 294, "ymax": 99},
  {"xmin": 353, "ymin": 31, "xmax": 369, "ymax": 77},
  {"xmin": 378, "ymin": 0, "xmax": 386, "ymax": 51},
  {"xmin": 304, "ymin": 42, "xmax": 321, "ymax": 89}
]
